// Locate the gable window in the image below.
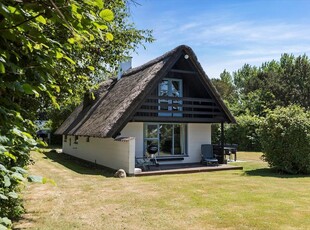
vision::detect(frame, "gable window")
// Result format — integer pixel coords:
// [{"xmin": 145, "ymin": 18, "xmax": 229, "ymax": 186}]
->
[
  {"xmin": 64, "ymin": 135, "xmax": 67, "ymax": 142},
  {"xmin": 144, "ymin": 123, "xmax": 186, "ymax": 157},
  {"xmin": 158, "ymin": 78, "xmax": 182, "ymax": 117}
]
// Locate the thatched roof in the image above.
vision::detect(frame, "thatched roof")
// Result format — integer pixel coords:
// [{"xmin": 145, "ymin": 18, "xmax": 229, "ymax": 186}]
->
[{"xmin": 55, "ymin": 45, "xmax": 235, "ymax": 138}]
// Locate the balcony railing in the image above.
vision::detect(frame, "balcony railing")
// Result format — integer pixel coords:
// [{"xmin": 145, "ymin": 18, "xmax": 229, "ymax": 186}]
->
[{"xmin": 132, "ymin": 96, "xmax": 226, "ymax": 123}]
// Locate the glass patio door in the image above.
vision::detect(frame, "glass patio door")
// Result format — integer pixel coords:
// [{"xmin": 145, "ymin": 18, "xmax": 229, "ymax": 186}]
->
[{"xmin": 144, "ymin": 123, "xmax": 186, "ymax": 157}]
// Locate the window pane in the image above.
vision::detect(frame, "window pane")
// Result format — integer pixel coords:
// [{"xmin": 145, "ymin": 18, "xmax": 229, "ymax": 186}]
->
[
  {"xmin": 159, "ymin": 80, "xmax": 169, "ymax": 112},
  {"xmin": 159, "ymin": 80, "xmax": 169, "ymax": 96},
  {"xmin": 144, "ymin": 124, "xmax": 186, "ymax": 157},
  {"xmin": 171, "ymin": 80, "xmax": 182, "ymax": 116},
  {"xmin": 159, "ymin": 124, "xmax": 173, "ymax": 156},
  {"xmin": 171, "ymin": 80, "xmax": 181, "ymax": 97},
  {"xmin": 174, "ymin": 124, "xmax": 182, "ymax": 155},
  {"xmin": 146, "ymin": 124, "xmax": 158, "ymax": 138}
]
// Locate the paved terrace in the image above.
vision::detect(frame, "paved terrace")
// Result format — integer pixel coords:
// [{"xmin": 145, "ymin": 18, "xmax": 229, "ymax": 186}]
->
[{"xmin": 134, "ymin": 163, "xmax": 243, "ymax": 176}]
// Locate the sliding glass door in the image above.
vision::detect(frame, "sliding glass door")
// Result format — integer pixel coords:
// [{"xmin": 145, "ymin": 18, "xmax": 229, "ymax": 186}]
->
[{"xmin": 144, "ymin": 123, "xmax": 186, "ymax": 157}]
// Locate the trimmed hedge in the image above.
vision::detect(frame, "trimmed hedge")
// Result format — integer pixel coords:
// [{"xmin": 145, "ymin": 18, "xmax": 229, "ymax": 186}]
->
[{"xmin": 260, "ymin": 105, "xmax": 310, "ymax": 174}]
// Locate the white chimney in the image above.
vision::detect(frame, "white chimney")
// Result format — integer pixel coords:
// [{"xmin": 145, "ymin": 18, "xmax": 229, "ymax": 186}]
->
[{"xmin": 117, "ymin": 58, "xmax": 132, "ymax": 80}]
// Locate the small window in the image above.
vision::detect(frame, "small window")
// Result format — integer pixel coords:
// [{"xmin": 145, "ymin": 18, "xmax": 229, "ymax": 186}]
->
[
  {"xmin": 74, "ymin": 136, "xmax": 78, "ymax": 144},
  {"xmin": 64, "ymin": 135, "xmax": 67, "ymax": 142},
  {"xmin": 158, "ymin": 78, "xmax": 183, "ymax": 117},
  {"xmin": 86, "ymin": 136, "xmax": 90, "ymax": 142}
]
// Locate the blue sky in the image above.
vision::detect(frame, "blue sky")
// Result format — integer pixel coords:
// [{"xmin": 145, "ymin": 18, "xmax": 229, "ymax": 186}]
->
[{"xmin": 128, "ymin": 0, "xmax": 310, "ymax": 78}]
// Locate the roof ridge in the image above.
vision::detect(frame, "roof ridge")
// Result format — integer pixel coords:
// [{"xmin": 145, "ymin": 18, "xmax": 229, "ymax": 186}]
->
[{"xmin": 122, "ymin": 45, "xmax": 191, "ymax": 77}]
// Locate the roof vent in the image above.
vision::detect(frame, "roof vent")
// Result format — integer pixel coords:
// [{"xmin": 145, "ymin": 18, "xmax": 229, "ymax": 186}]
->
[{"xmin": 117, "ymin": 58, "xmax": 132, "ymax": 80}]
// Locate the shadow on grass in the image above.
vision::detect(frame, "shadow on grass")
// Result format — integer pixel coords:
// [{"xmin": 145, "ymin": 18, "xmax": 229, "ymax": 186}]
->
[
  {"xmin": 42, "ymin": 150, "xmax": 115, "ymax": 177},
  {"xmin": 244, "ymin": 167, "xmax": 309, "ymax": 178},
  {"xmin": 13, "ymin": 209, "xmax": 43, "ymax": 230}
]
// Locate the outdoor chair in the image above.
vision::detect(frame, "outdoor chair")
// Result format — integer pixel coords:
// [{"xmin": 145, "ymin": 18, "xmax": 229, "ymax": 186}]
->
[
  {"xmin": 135, "ymin": 157, "xmax": 153, "ymax": 171},
  {"xmin": 135, "ymin": 155, "xmax": 159, "ymax": 171},
  {"xmin": 201, "ymin": 144, "xmax": 219, "ymax": 166}
]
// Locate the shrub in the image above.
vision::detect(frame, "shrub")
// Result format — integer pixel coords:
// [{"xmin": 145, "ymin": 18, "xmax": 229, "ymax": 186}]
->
[
  {"xmin": 212, "ymin": 115, "xmax": 262, "ymax": 151},
  {"xmin": 260, "ymin": 105, "xmax": 310, "ymax": 174}
]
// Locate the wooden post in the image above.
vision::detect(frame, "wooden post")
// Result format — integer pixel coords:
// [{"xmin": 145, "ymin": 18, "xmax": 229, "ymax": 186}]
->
[{"xmin": 220, "ymin": 122, "xmax": 225, "ymax": 164}]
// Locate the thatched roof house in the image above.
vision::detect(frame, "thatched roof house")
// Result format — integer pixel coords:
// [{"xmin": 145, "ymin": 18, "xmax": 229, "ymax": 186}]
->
[{"xmin": 56, "ymin": 45, "xmax": 235, "ymax": 174}]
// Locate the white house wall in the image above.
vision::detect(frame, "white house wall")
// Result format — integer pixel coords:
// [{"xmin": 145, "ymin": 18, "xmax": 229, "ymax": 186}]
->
[
  {"xmin": 62, "ymin": 135, "xmax": 135, "ymax": 174},
  {"xmin": 187, "ymin": 123, "xmax": 211, "ymax": 163},
  {"xmin": 62, "ymin": 123, "xmax": 211, "ymax": 171},
  {"xmin": 120, "ymin": 122, "xmax": 143, "ymax": 158}
]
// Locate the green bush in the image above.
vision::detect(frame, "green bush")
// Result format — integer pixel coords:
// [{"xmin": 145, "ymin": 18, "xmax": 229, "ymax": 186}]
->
[
  {"xmin": 260, "ymin": 105, "xmax": 310, "ymax": 174},
  {"xmin": 212, "ymin": 115, "xmax": 262, "ymax": 151}
]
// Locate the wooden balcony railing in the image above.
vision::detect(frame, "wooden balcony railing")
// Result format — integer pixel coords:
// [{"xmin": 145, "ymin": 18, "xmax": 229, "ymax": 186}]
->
[{"xmin": 132, "ymin": 96, "xmax": 226, "ymax": 123}]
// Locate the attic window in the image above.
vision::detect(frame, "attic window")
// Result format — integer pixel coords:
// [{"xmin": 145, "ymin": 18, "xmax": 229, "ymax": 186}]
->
[
  {"xmin": 158, "ymin": 78, "xmax": 183, "ymax": 117},
  {"xmin": 74, "ymin": 136, "xmax": 78, "ymax": 144}
]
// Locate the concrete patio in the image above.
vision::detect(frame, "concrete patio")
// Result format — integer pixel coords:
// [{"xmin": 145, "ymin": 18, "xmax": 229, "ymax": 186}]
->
[{"xmin": 134, "ymin": 163, "xmax": 243, "ymax": 176}]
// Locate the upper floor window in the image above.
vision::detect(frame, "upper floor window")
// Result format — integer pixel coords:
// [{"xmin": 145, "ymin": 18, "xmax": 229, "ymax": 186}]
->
[{"xmin": 158, "ymin": 78, "xmax": 182, "ymax": 116}]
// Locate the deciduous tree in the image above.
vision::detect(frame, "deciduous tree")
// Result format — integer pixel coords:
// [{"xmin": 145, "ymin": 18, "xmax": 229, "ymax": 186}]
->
[{"xmin": 0, "ymin": 0, "xmax": 153, "ymax": 227}]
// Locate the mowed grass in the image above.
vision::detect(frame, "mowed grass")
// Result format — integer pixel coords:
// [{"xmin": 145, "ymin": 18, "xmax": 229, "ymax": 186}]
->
[{"xmin": 14, "ymin": 151, "xmax": 310, "ymax": 230}]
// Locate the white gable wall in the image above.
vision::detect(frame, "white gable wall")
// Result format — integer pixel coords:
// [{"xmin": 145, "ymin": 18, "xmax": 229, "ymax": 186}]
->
[
  {"xmin": 120, "ymin": 122, "xmax": 143, "ymax": 158},
  {"xmin": 62, "ymin": 135, "xmax": 135, "ymax": 174}
]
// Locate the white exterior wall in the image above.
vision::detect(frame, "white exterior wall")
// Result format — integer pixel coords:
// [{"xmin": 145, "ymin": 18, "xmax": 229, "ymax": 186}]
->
[
  {"xmin": 187, "ymin": 123, "xmax": 211, "ymax": 162},
  {"xmin": 120, "ymin": 122, "xmax": 143, "ymax": 158},
  {"xmin": 62, "ymin": 135, "xmax": 135, "ymax": 174},
  {"xmin": 61, "ymin": 122, "xmax": 212, "ymax": 171}
]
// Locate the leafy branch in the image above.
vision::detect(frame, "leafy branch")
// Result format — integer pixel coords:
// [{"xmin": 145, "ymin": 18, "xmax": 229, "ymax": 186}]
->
[{"xmin": 0, "ymin": 12, "xmax": 44, "ymax": 30}]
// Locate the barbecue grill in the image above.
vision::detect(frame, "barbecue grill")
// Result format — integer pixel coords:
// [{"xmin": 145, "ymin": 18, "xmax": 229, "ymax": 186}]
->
[{"xmin": 147, "ymin": 144, "xmax": 159, "ymax": 166}]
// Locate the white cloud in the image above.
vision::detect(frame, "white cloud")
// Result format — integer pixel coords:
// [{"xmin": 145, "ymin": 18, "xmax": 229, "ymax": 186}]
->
[
  {"xmin": 231, "ymin": 44, "xmax": 310, "ymax": 56},
  {"xmin": 131, "ymin": 3, "xmax": 310, "ymax": 78}
]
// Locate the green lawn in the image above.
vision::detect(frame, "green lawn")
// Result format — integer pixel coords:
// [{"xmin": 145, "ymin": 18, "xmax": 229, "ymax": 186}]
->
[{"xmin": 15, "ymin": 151, "xmax": 310, "ymax": 230}]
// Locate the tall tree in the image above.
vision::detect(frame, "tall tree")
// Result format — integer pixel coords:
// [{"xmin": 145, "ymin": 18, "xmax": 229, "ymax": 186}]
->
[
  {"xmin": 229, "ymin": 53, "xmax": 310, "ymax": 115},
  {"xmin": 211, "ymin": 69, "xmax": 237, "ymax": 104},
  {"xmin": 0, "ymin": 0, "xmax": 153, "ymax": 227},
  {"xmin": 233, "ymin": 63, "xmax": 258, "ymax": 94}
]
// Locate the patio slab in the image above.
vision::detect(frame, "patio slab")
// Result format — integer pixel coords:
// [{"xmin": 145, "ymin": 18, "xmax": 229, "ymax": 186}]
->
[{"xmin": 134, "ymin": 163, "xmax": 243, "ymax": 176}]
